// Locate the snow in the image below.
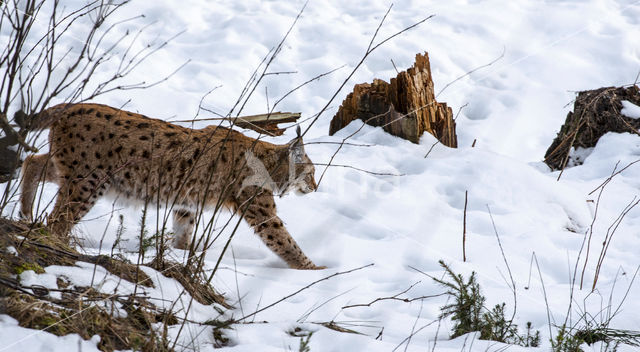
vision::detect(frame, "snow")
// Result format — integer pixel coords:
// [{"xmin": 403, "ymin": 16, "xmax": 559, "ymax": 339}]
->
[
  {"xmin": 2, "ymin": 0, "xmax": 640, "ymax": 351},
  {"xmin": 621, "ymin": 100, "xmax": 640, "ymax": 119},
  {"xmin": 0, "ymin": 315, "xmax": 101, "ymax": 352},
  {"xmin": 6, "ymin": 245, "xmax": 18, "ymax": 256}
]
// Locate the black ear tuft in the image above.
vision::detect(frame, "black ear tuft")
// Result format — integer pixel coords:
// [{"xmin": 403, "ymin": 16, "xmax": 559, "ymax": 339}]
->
[{"xmin": 296, "ymin": 125, "xmax": 301, "ymax": 138}]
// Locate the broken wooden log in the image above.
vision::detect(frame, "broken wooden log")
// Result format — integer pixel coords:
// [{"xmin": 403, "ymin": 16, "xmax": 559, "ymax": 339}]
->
[
  {"xmin": 172, "ymin": 112, "xmax": 301, "ymax": 136},
  {"xmin": 544, "ymin": 85, "xmax": 640, "ymax": 170},
  {"xmin": 329, "ymin": 52, "xmax": 457, "ymax": 147},
  {"xmin": 233, "ymin": 112, "xmax": 300, "ymax": 136}
]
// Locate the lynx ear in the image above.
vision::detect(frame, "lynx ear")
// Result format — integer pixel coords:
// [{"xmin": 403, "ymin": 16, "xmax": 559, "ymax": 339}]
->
[
  {"xmin": 288, "ymin": 126, "xmax": 303, "ymax": 146},
  {"xmin": 289, "ymin": 126, "xmax": 304, "ymax": 163}
]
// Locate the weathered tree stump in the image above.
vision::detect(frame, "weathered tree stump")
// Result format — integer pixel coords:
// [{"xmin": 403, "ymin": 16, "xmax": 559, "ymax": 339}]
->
[
  {"xmin": 0, "ymin": 138, "xmax": 20, "ymax": 183},
  {"xmin": 329, "ymin": 52, "xmax": 457, "ymax": 147},
  {"xmin": 544, "ymin": 85, "xmax": 640, "ymax": 170}
]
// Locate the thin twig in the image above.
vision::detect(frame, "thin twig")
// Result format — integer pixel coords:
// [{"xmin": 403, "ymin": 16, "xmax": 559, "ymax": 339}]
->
[
  {"xmin": 391, "ymin": 318, "xmax": 439, "ymax": 352},
  {"xmin": 609, "ymin": 265, "xmax": 640, "ymax": 320},
  {"xmin": 236, "ymin": 264, "xmax": 374, "ymax": 322},
  {"xmin": 580, "ymin": 161, "xmax": 618, "ymax": 289},
  {"xmin": 430, "ymin": 297, "xmax": 448, "ymax": 352},
  {"xmin": 588, "ymin": 159, "xmax": 640, "ymax": 196},
  {"xmin": 487, "ymin": 205, "xmax": 517, "ymax": 325},
  {"xmin": 304, "ymin": 141, "xmax": 373, "ymax": 147},
  {"xmin": 298, "ymin": 287, "xmax": 356, "ymax": 323},
  {"xmin": 592, "ymin": 196, "xmax": 640, "ymax": 291},
  {"xmin": 533, "ymin": 252, "xmax": 554, "ymax": 340},
  {"xmin": 463, "ymin": 190, "xmax": 468, "ymax": 262},
  {"xmin": 341, "ymin": 282, "xmax": 444, "ymax": 309},
  {"xmin": 404, "ymin": 299, "xmax": 424, "ymax": 352},
  {"xmin": 264, "ymin": 70, "xmax": 297, "ymax": 76},
  {"xmin": 391, "ymin": 58, "xmax": 399, "ymax": 74},
  {"xmin": 424, "ymin": 103, "xmax": 467, "ymax": 158},
  {"xmin": 312, "ymin": 162, "xmax": 404, "ymax": 177},
  {"xmin": 435, "ymin": 46, "xmax": 505, "ymax": 98}
]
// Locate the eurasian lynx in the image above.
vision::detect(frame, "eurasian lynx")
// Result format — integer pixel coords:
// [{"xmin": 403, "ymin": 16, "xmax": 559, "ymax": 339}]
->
[{"xmin": 20, "ymin": 103, "xmax": 323, "ymax": 269}]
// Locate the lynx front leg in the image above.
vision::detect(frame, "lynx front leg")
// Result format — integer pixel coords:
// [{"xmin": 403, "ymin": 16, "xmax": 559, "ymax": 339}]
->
[
  {"xmin": 172, "ymin": 209, "xmax": 196, "ymax": 250},
  {"xmin": 20, "ymin": 154, "xmax": 58, "ymax": 221},
  {"xmin": 234, "ymin": 188, "xmax": 323, "ymax": 270},
  {"xmin": 48, "ymin": 176, "xmax": 105, "ymax": 237}
]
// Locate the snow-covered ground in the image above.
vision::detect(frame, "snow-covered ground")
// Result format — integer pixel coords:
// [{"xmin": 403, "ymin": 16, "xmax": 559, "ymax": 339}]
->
[{"xmin": 2, "ymin": 0, "xmax": 640, "ymax": 351}]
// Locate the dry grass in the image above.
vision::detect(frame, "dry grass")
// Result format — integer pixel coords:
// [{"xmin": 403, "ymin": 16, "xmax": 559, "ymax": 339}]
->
[
  {"xmin": 149, "ymin": 257, "xmax": 230, "ymax": 309},
  {"xmin": 0, "ymin": 217, "xmax": 227, "ymax": 351},
  {"xmin": 0, "ymin": 218, "xmax": 153, "ymax": 287},
  {"xmin": 0, "ymin": 291, "xmax": 173, "ymax": 351}
]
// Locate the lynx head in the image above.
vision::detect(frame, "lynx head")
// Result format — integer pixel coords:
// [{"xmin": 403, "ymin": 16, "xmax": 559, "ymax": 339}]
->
[
  {"xmin": 285, "ymin": 126, "xmax": 316, "ymax": 196},
  {"xmin": 241, "ymin": 127, "xmax": 317, "ymax": 197}
]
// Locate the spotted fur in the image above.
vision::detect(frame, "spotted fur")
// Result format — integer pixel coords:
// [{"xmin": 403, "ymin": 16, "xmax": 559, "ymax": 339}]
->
[{"xmin": 20, "ymin": 103, "xmax": 322, "ymax": 269}]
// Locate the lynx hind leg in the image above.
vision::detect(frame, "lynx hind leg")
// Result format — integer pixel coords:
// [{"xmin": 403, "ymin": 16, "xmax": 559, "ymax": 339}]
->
[
  {"xmin": 20, "ymin": 154, "xmax": 58, "ymax": 221},
  {"xmin": 234, "ymin": 188, "xmax": 323, "ymax": 270},
  {"xmin": 172, "ymin": 209, "xmax": 196, "ymax": 250}
]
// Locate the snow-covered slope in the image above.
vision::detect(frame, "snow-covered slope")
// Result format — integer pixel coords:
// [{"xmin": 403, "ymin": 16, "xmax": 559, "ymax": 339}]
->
[{"xmin": 2, "ymin": 0, "xmax": 640, "ymax": 351}]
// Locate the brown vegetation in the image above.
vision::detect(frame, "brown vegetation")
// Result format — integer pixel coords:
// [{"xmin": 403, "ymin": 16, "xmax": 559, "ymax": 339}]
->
[{"xmin": 0, "ymin": 217, "xmax": 227, "ymax": 351}]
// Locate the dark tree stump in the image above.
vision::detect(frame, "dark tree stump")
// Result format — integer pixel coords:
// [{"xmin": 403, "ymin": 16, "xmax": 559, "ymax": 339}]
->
[
  {"xmin": 0, "ymin": 135, "xmax": 20, "ymax": 183},
  {"xmin": 329, "ymin": 52, "xmax": 457, "ymax": 147},
  {"xmin": 544, "ymin": 85, "xmax": 640, "ymax": 171}
]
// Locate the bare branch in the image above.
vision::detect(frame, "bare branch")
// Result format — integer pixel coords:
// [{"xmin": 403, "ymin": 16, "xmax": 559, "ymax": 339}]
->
[
  {"xmin": 435, "ymin": 47, "xmax": 505, "ymax": 98},
  {"xmin": 236, "ymin": 264, "xmax": 374, "ymax": 322},
  {"xmin": 342, "ymin": 282, "xmax": 445, "ymax": 309},
  {"xmin": 588, "ymin": 159, "xmax": 640, "ymax": 196},
  {"xmin": 312, "ymin": 162, "xmax": 404, "ymax": 177}
]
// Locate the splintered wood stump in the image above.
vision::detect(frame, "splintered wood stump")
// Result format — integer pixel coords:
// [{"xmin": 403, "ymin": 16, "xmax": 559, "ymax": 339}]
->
[
  {"xmin": 544, "ymin": 85, "xmax": 640, "ymax": 170},
  {"xmin": 329, "ymin": 52, "xmax": 457, "ymax": 147}
]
